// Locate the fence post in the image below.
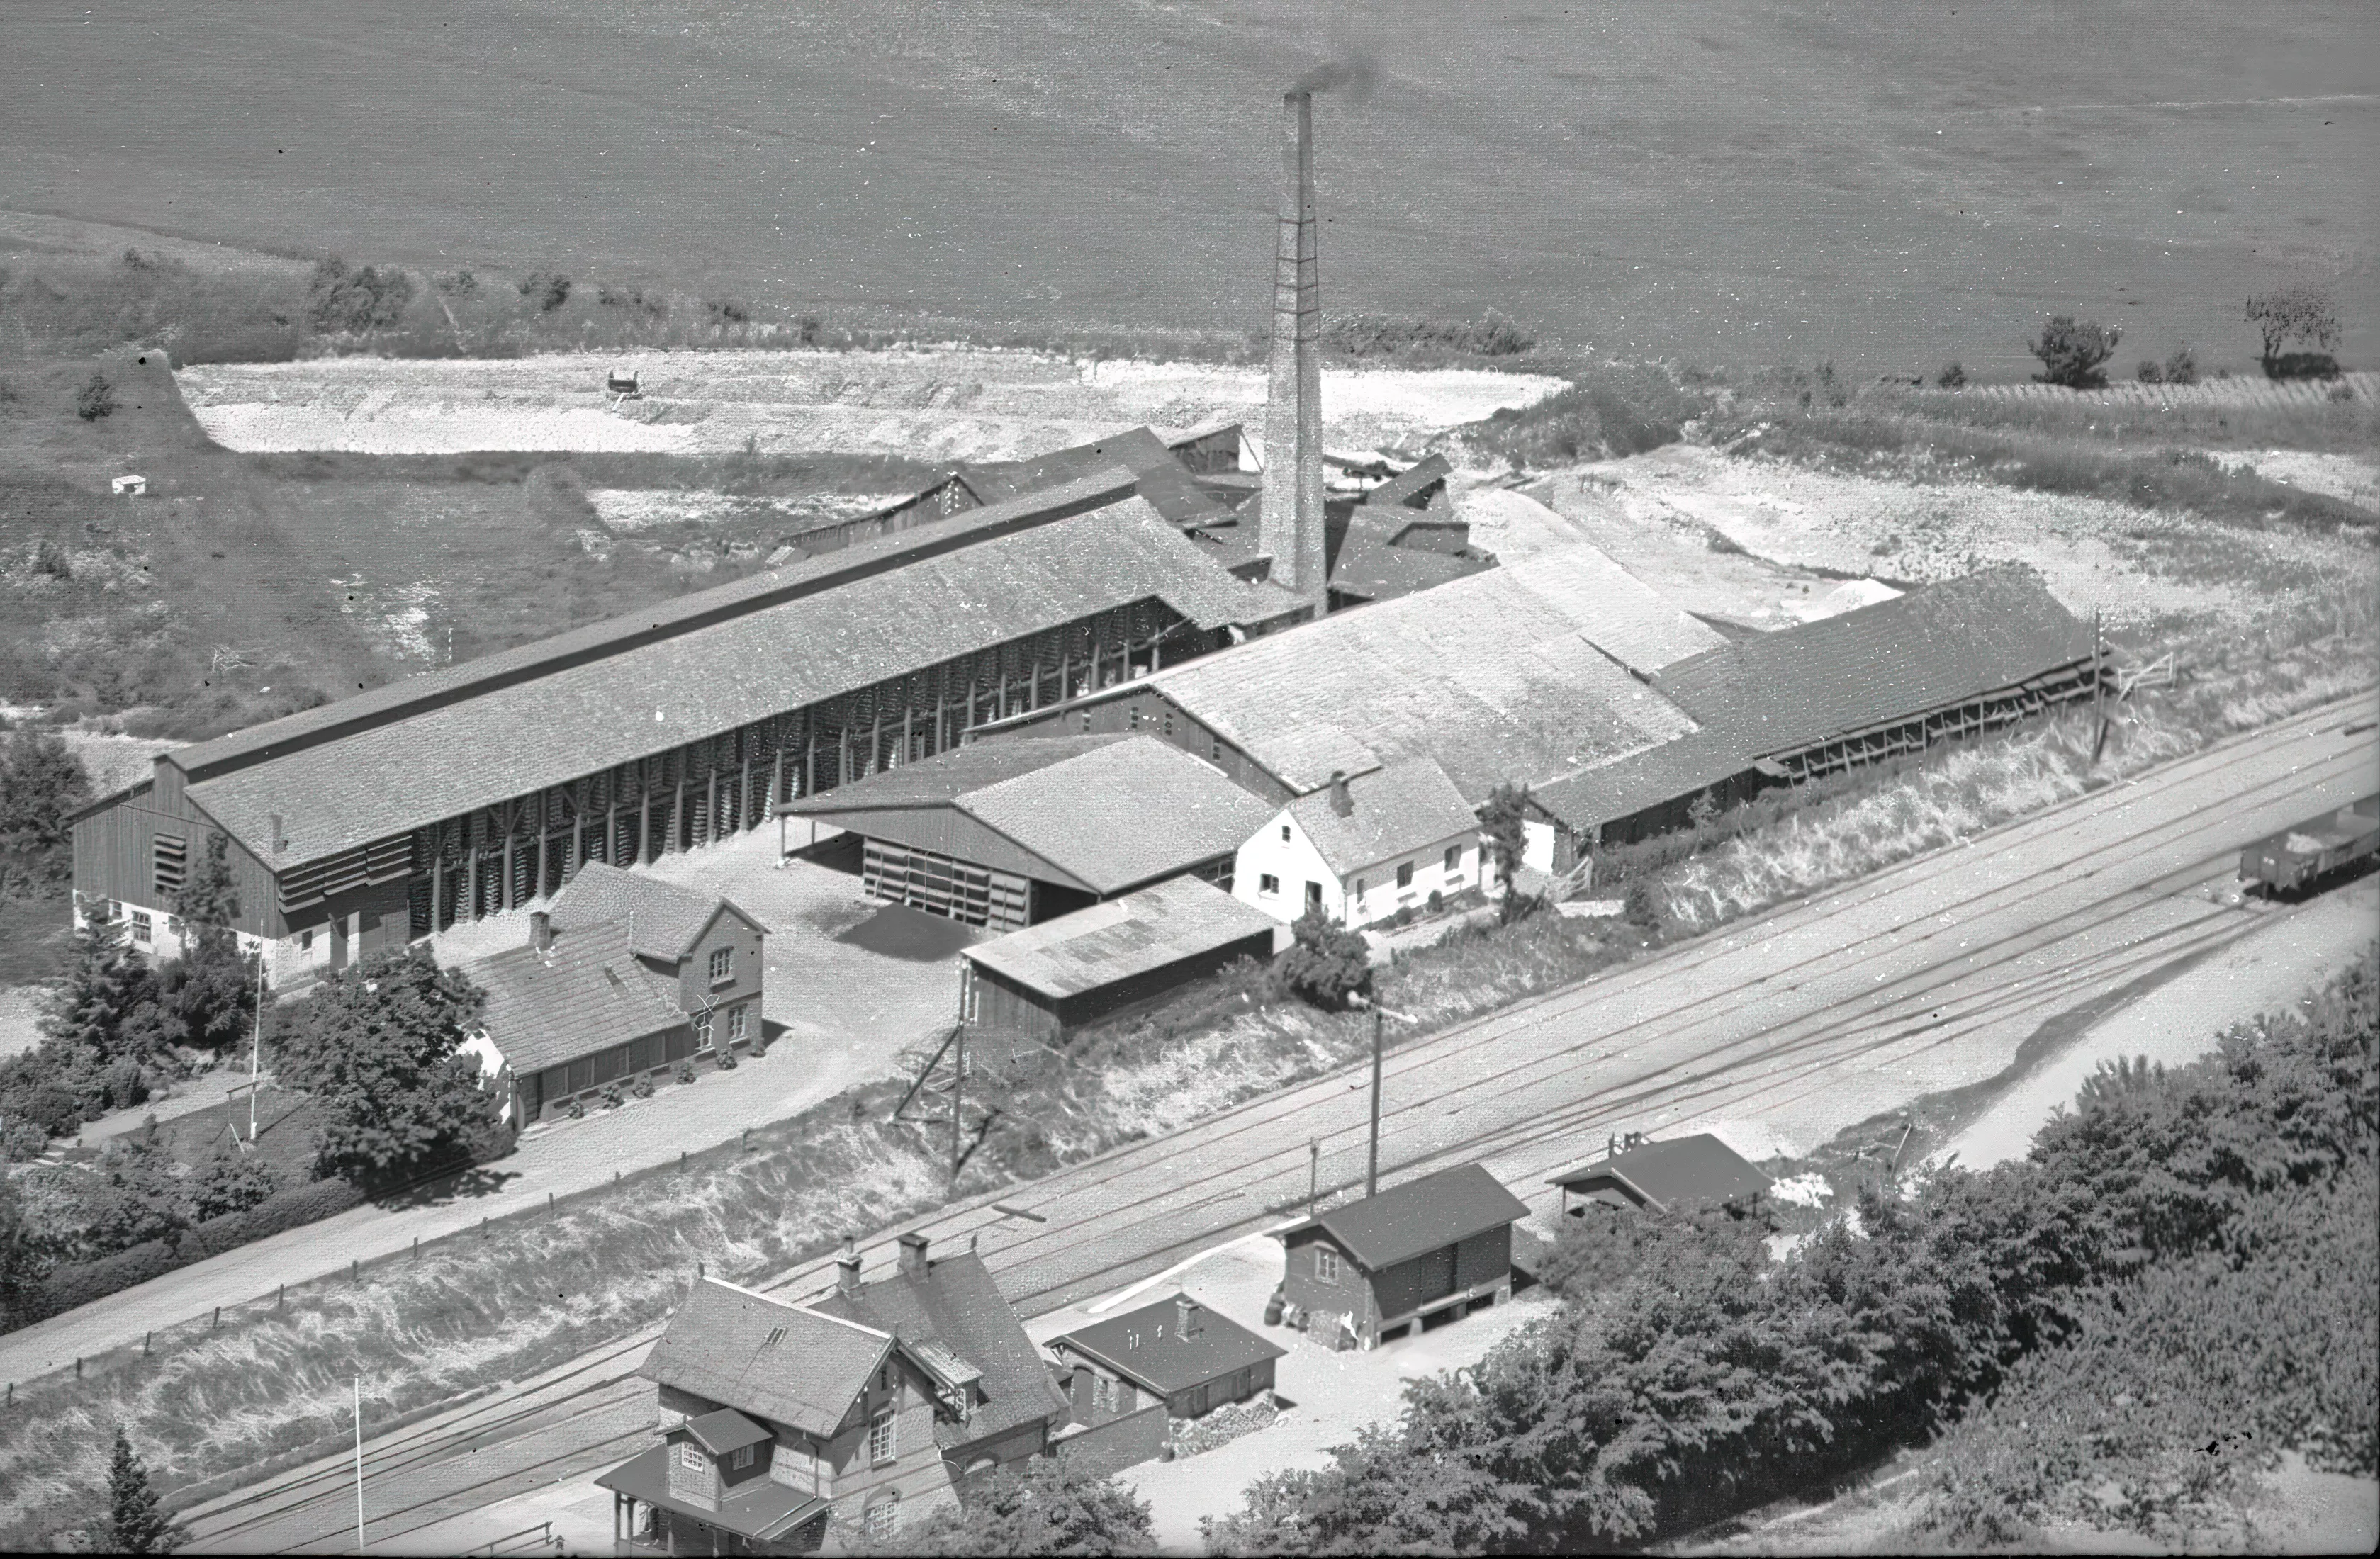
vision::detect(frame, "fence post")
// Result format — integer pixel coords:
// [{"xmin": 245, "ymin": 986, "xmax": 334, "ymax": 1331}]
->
[
  {"xmin": 548, "ymin": 1191, "xmax": 554, "ymax": 1212},
  {"xmin": 680, "ymin": 1150, "xmax": 687, "ymax": 1172},
  {"xmin": 277, "ymin": 1283, "xmax": 285, "ymax": 1310},
  {"xmin": 211, "ymin": 1306, "xmax": 220, "ymax": 1331},
  {"xmin": 143, "ymin": 1331, "xmax": 151, "ymax": 1357},
  {"xmin": 412, "ymin": 1237, "xmax": 419, "ymax": 1261},
  {"xmin": 352, "ymin": 1259, "xmax": 359, "ymax": 1284},
  {"xmin": 742, "ymin": 1127, "xmax": 750, "ymax": 1150},
  {"xmin": 75, "ymin": 1358, "xmax": 82, "ymax": 1379}
]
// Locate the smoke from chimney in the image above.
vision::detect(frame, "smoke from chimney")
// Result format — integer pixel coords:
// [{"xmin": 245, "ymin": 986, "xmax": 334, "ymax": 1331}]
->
[
  {"xmin": 1261, "ymin": 90, "xmax": 1328, "ymax": 614},
  {"xmin": 1291, "ymin": 50, "xmax": 1379, "ymax": 101}
]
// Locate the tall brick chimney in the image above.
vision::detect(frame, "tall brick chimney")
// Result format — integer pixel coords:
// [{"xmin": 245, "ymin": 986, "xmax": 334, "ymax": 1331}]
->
[
  {"xmin": 1261, "ymin": 90, "xmax": 1327, "ymax": 614},
  {"xmin": 836, "ymin": 1239, "xmax": 862, "ymax": 1299},
  {"xmin": 897, "ymin": 1231, "xmax": 929, "ymax": 1281}
]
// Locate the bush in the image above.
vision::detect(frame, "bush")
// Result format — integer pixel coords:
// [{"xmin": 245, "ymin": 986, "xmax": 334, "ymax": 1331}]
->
[
  {"xmin": 1320, "ymin": 311, "xmax": 1534, "ymax": 360},
  {"xmin": 714, "ymin": 1049, "xmax": 739, "ymax": 1071},
  {"xmin": 1276, "ymin": 908, "xmax": 1371, "ymax": 1011},
  {"xmin": 187, "ymin": 1144, "xmax": 278, "ymax": 1223},
  {"xmin": 520, "ymin": 269, "xmax": 572, "ymax": 313},
  {"xmin": 675, "ymin": 1062, "xmax": 697, "ymax": 1085},
  {"xmin": 74, "ymin": 373, "xmax": 116, "ymax": 421},
  {"xmin": 702, "ymin": 297, "xmax": 750, "ymax": 325},
  {"xmin": 565, "ymin": 1098, "xmax": 585, "ymax": 1120},
  {"xmin": 2160, "ymin": 346, "xmax": 2199, "ymax": 385},
  {"xmin": 631, "ymin": 1076, "xmax": 656, "ymax": 1100},
  {"xmin": 1935, "ymin": 360, "xmax": 1968, "ymax": 390},
  {"xmin": 600, "ymin": 1084, "xmax": 624, "ymax": 1110},
  {"xmin": 305, "ymin": 258, "xmax": 415, "ymax": 334},
  {"xmin": 2029, "ymin": 314, "xmax": 2121, "ymax": 389},
  {"xmin": 1623, "ymin": 880, "xmax": 1663, "ymax": 932}
]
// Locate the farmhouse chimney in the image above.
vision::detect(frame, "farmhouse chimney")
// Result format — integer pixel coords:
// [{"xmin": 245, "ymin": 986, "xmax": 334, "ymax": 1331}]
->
[
  {"xmin": 836, "ymin": 1240, "xmax": 862, "ymax": 1300},
  {"xmin": 268, "ymin": 812, "xmax": 286, "ymax": 857},
  {"xmin": 1329, "ymin": 770, "xmax": 1353, "ymax": 816},
  {"xmin": 1260, "ymin": 90, "xmax": 1327, "ymax": 614},
  {"xmin": 1175, "ymin": 1295, "xmax": 1201, "ymax": 1338},
  {"xmin": 529, "ymin": 911, "xmax": 552, "ymax": 952},
  {"xmin": 897, "ymin": 1232, "xmax": 929, "ymax": 1281}
]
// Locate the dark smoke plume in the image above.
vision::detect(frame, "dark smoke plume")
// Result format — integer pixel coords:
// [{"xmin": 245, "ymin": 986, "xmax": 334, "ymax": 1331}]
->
[{"xmin": 1291, "ymin": 50, "xmax": 1379, "ymax": 102}]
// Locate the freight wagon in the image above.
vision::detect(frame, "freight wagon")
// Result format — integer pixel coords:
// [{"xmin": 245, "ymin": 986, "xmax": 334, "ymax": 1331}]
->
[{"xmin": 2238, "ymin": 793, "xmax": 2380, "ymax": 896}]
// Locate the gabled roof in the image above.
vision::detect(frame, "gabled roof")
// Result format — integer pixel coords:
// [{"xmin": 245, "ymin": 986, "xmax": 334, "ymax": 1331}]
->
[
  {"xmin": 1547, "ymin": 1133, "xmax": 1773, "ymax": 1212},
  {"xmin": 1651, "ymin": 565, "xmax": 2092, "ymax": 760},
  {"xmin": 548, "ymin": 862, "xmax": 753, "ymax": 963},
  {"xmin": 597, "ymin": 1445, "xmax": 827, "ymax": 1543},
  {"xmin": 1288, "ymin": 759, "xmax": 1478, "ymax": 877},
  {"xmin": 962, "ymin": 875, "xmax": 1279, "ymax": 1001},
  {"xmin": 1050, "ymin": 1293, "xmax": 1286, "ymax": 1397},
  {"xmin": 641, "ymin": 1278, "xmax": 891, "ymax": 1440},
  {"xmin": 176, "ymin": 491, "xmax": 1304, "ymax": 869},
  {"xmin": 811, "ymin": 1250, "xmax": 1067, "ymax": 1450},
  {"xmin": 470, "ymin": 921, "xmax": 685, "ymax": 1075},
  {"xmin": 962, "ymin": 427, "xmax": 1233, "ymax": 528},
  {"xmin": 1361, "ymin": 454, "xmax": 1453, "ymax": 510},
  {"xmin": 785, "ymin": 736, "xmax": 1276, "ymax": 896},
  {"xmin": 1042, "ymin": 548, "xmax": 1707, "ymax": 801},
  {"xmin": 1525, "ymin": 726, "xmax": 1761, "ymax": 834},
  {"xmin": 680, "ymin": 1407, "xmax": 773, "ymax": 1456},
  {"xmin": 1277, "ymin": 1162, "xmax": 1531, "ymax": 1273}
]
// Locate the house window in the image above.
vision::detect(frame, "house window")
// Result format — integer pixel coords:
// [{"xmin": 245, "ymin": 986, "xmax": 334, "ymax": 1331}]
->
[
  {"xmin": 1354, "ymin": 878, "xmax": 1366, "ymax": 901},
  {"xmin": 1093, "ymin": 1375, "xmax": 1111, "ymax": 1412},
  {"xmin": 728, "ymin": 1006, "xmax": 749, "ymax": 1044},
  {"xmin": 1396, "ymin": 862, "xmax": 1414, "ymax": 889},
  {"xmin": 693, "ymin": 1013, "xmax": 714, "ymax": 1052},
  {"xmin": 679, "ymin": 1442, "xmax": 707, "ymax": 1472},
  {"xmin": 1081, "ymin": 712, "xmax": 1094, "ymax": 733},
  {"xmin": 1305, "ymin": 882, "xmax": 1323, "ymax": 909},
  {"xmin": 1162, "ymin": 710, "xmax": 1174, "ymax": 737},
  {"xmin": 300, "ymin": 928, "xmax": 314, "ymax": 952},
  {"xmin": 1259, "ymin": 873, "xmax": 1280, "ymax": 896},
  {"xmin": 1279, "ymin": 824, "xmax": 1291, "ymax": 842},
  {"xmin": 1316, "ymin": 1247, "xmax": 1340, "ymax": 1283},
  {"xmin": 130, "ymin": 911, "xmax": 152, "ymax": 944},
  {"xmin": 865, "ymin": 1497, "xmax": 899, "ymax": 1539},
  {"xmin": 729, "ymin": 1444, "xmax": 754, "ymax": 1470},
  {"xmin": 869, "ymin": 1406, "xmax": 897, "ymax": 1464},
  {"xmin": 1128, "ymin": 705, "xmax": 1141, "ymax": 729},
  {"xmin": 1211, "ymin": 740, "xmax": 1223, "ymax": 761},
  {"xmin": 1445, "ymin": 844, "xmax": 1463, "ymax": 873},
  {"xmin": 707, "ymin": 946, "xmax": 734, "ymax": 984}
]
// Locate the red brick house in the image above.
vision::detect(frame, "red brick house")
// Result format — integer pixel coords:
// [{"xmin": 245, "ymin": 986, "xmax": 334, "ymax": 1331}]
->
[
  {"xmin": 1276, "ymin": 1162, "xmax": 1530, "ymax": 1350},
  {"xmin": 465, "ymin": 863, "xmax": 764, "ymax": 1123}
]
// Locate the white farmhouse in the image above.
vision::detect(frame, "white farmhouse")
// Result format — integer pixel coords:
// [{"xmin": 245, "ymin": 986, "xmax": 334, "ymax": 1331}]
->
[{"xmin": 1233, "ymin": 758, "xmax": 1482, "ymax": 930}]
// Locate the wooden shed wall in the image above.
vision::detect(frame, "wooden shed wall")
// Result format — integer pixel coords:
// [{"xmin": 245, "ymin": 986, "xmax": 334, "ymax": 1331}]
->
[{"xmin": 74, "ymin": 778, "xmax": 284, "ymax": 939}]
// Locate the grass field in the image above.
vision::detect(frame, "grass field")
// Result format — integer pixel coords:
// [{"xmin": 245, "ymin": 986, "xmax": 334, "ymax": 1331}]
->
[{"xmin": 4, "ymin": 0, "xmax": 2371, "ymax": 377}]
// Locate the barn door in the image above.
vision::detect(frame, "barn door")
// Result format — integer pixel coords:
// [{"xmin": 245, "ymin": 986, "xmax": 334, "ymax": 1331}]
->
[{"xmin": 1418, "ymin": 1244, "xmax": 1456, "ymax": 1304}]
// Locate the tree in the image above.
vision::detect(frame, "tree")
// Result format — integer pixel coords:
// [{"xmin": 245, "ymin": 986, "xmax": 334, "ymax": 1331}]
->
[
  {"xmin": 1276, "ymin": 908, "xmax": 1371, "ymax": 1011},
  {"xmin": 106, "ymin": 1426, "xmax": 187, "ymax": 1554},
  {"xmin": 85, "ymin": 1129, "xmax": 191, "ymax": 1254},
  {"xmin": 38, "ymin": 913, "xmax": 156, "ymax": 1067},
  {"xmin": 2028, "ymin": 315, "xmax": 2121, "ymax": 390},
  {"xmin": 76, "ymin": 372, "xmax": 116, "ymax": 421},
  {"xmin": 187, "ymin": 1139, "xmax": 279, "ymax": 1222},
  {"xmin": 0, "ymin": 1170, "xmax": 44, "ymax": 1331},
  {"xmin": 169, "ymin": 833, "xmax": 264, "ymax": 1052},
  {"xmin": 1481, "ymin": 782, "xmax": 1533, "ymax": 922},
  {"xmin": 2244, "ymin": 285, "xmax": 2341, "ymax": 376},
  {"xmin": 270, "ymin": 947, "xmax": 493, "ymax": 1181},
  {"xmin": 306, "ymin": 257, "xmax": 417, "ymax": 334},
  {"xmin": 0, "ymin": 726, "xmax": 93, "ymax": 894},
  {"xmin": 1935, "ymin": 361, "xmax": 1968, "ymax": 390},
  {"xmin": 880, "ymin": 1455, "xmax": 1156, "ymax": 1555}
]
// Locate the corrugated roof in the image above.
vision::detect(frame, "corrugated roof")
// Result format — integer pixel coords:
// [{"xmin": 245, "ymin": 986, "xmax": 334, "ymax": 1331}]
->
[
  {"xmin": 470, "ymin": 921, "xmax": 684, "ymax": 1076},
  {"xmin": 1280, "ymin": 1162, "xmax": 1531, "ymax": 1273},
  {"xmin": 547, "ymin": 861, "xmax": 749, "ymax": 962},
  {"xmin": 963, "ymin": 875, "xmax": 1279, "ymax": 1000},
  {"xmin": 788, "ymin": 736, "xmax": 1276, "ymax": 896},
  {"xmin": 1547, "ymin": 1133, "xmax": 1773, "ymax": 1211},
  {"xmin": 1073, "ymin": 547, "xmax": 1707, "ymax": 800},
  {"xmin": 1651, "ymin": 565, "xmax": 2092, "ymax": 758},
  {"xmin": 641, "ymin": 1278, "xmax": 890, "ymax": 1440},
  {"xmin": 811, "ymin": 1250, "xmax": 1067, "ymax": 1451},
  {"xmin": 1289, "ymin": 759, "xmax": 1478, "ymax": 877},
  {"xmin": 1050, "ymin": 1293, "xmax": 1286, "ymax": 1397},
  {"xmin": 182, "ymin": 497, "xmax": 1304, "ymax": 868}
]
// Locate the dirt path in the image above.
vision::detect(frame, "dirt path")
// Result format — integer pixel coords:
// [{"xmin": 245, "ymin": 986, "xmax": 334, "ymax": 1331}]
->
[{"xmin": 1936, "ymin": 876, "xmax": 2378, "ymax": 1173}]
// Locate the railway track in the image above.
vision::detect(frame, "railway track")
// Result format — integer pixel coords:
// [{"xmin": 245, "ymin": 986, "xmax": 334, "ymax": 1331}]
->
[{"xmin": 181, "ymin": 694, "xmax": 2379, "ymax": 1553}]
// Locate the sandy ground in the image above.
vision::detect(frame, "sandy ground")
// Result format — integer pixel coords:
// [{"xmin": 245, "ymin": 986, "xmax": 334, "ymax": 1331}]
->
[
  {"xmin": 175, "ymin": 351, "xmax": 1564, "ymax": 463},
  {"xmin": 1021, "ymin": 1232, "xmax": 1559, "ymax": 1555},
  {"xmin": 2212, "ymin": 449, "xmax": 2380, "ymax": 513},
  {"xmin": 0, "ymin": 986, "xmax": 43, "ymax": 1062},
  {"xmin": 1936, "ymin": 877, "xmax": 2379, "ymax": 1173},
  {"xmin": 1518, "ymin": 444, "xmax": 2374, "ymax": 629}
]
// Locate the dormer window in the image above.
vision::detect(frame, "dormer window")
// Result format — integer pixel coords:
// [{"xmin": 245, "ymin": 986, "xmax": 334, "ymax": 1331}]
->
[
  {"xmin": 707, "ymin": 947, "xmax": 734, "ymax": 984},
  {"xmin": 729, "ymin": 1445, "xmax": 755, "ymax": 1470}
]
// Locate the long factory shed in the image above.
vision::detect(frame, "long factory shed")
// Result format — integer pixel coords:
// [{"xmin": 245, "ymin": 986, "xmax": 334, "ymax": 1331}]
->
[{"xmin": 72, "ymin": 471, "xmax": 1308, "ymax": 980}]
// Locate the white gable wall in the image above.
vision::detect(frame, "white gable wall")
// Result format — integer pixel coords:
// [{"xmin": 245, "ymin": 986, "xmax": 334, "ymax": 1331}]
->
[{"xmin": 1235, "ymin": 811, "xmax": 1486, "ymax": 930}]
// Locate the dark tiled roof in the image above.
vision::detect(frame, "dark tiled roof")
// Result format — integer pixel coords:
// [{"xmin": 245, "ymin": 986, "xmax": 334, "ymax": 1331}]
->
[
  {"xmin": 469, "ymin": 921, "xmax": 684, "ymax": 1076},
  {"xmin": 548, "ymin": 862, "xmax": 751, "ymax": 962},
  {"xmin": 963, "ymin": 427, "xmax": 1233, "ymax": 528},
  {"xmin": 597, "ymin": 1444, "xmax": 828, "ymax": 1543},
  {"xmin": 682, "ymin": 1407, "xmax": 773, "ymax": 1456},
  {"xmin": 1526, "ymin": 727, "xmax": 1759, "ymax": 833},
  {"xmin": 1050, "ymin": 1293, "xmax": 1286, "ymax": 1397},
  {"xmin": 788, "ymin": 736, "xmax": 1276, "ymax": 896},
  {"xmin": 181, "ymin": 494, "xmax": 1303, "ymax": 867},
  {"xmin": 1547, "ymin": 1133, "xmax": 1774, "ymax": 1211},
  {"xmin": 641, "ymin": 1278, "xmax": 891, "ymax": 1440},
  {"xmin": 1328, "ymin": 536, "xmax": 1491, "ymax": 603},
  {"xmin": 1279, "ymin": 1162, "xmax": 1530, "ymax": 1273},
  {"xmin": 1081, "ymin": 548, "xmax": 1708, "ymax": 801},
  {"xmin": 1288, "ymin": 759, "xmax": 1478, "ymax": 877},
  {"xmin": 1362, "ymin": 454, "xmax": 1453, "ymax": 509},
  {"xmin": 811, "ymin": 1251, "xmax": 1067, "ymax": 1451},
  {"xmin": 1651, "ymin": 565, "xmax": 2092, "ymax": 760},
  {"xmin": 963, "ymin": 875, "xmax": 1280, "ymax": 1000}
]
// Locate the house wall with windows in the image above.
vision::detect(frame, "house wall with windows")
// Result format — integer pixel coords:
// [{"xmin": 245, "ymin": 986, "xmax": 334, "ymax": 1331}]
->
[
  {"xmin": 1233, "ymin": 808, "xmax": 1483, "ymax": 930},
  {"xmin": 663, "ymin": 904, "xmax": 766, "ymax": 1045}
]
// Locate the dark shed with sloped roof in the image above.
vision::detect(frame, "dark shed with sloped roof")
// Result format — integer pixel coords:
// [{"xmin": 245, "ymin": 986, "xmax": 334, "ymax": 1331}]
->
[{"xmin": 1276, "ymin": 1162, "xmax": 1532, "ymax": 1350}]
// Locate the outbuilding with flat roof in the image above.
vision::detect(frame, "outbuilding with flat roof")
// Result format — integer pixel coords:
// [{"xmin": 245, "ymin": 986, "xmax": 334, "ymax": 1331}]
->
[
  {"xmin": 960, "ymin": 874, "xmax": 1280, "ymax": 1042},
  {"xmin": 1548, "ymin": 1132, "xmax": 1774, "ymax": 1216}
]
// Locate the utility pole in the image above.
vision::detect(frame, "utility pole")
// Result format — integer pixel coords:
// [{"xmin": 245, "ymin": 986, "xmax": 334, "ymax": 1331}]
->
[
  {"xmin": 1366, "ymin": 1008, "xmax": 1383, "ymax": 1200},
  {"xmin": 353, "ymin": 1373, "xmax": 366, "ymax": 1553},
  {"xmin": 950, "ymin": 1023, "xmax": 965, "ymax": 1183},
  {"xmin": 249, "ymin": 948, "xmax": 269, "ymax": 1142},
  {"xmin": 2090, "ymin": 604, "xmax": 2110, "ymax": 766},
  {"xmin": 1308, "ymin": 1139, "xmax": 1319, "ymax": 1220}
]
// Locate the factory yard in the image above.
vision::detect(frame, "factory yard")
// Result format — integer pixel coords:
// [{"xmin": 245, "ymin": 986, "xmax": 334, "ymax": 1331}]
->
[{"xmin": 175, "ymin": 351, "xmax": 1566, "ymax": 462}]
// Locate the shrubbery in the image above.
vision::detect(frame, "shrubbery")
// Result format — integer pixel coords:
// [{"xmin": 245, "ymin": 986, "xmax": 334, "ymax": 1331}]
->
[
  {"xmin": 2245, "ymin": 284, "xmax": 2342, "ymax": 379},
  {"xmin": 74, "ymin": 372, "xmax": 116, "ymax": 421},
  {"xmin": 1320, "ymin": 311, "xmax": 1534, "ymax": 360},
  {"xmin": 305, "ymin": 257, "xmax": 416, "ymax": 334},
  {"xmin": 1276, "ymin": 908, "xmax": 1371, "ymax": 1011},
  {"xmin": 2028, "ymin": 313, "xmax": 2121, "ymax": 389},
  {"xmin": 1205, "ymin": 947, "xmax": 2379, "ymax": 1552}
]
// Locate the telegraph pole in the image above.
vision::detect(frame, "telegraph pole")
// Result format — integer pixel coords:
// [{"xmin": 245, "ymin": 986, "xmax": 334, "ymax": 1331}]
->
[
  {"xmin": 353, "ymin": 1373, "xmax": 366, "ymax": 1553},
  {"xmin": 1308, "ymin": 1139, "xmax": 1319, "ymax": 1219},
  {"xmin": 248, "ymin": 948, "xmax": 269, "ymax": 1142},
  {"xmin": 1365, "ymin": 1008, "xmax": 1383, "ymax": 1199},
  {"xmin": 2090, "ymin": 604, "xmax": 2111, "ymax": 766}
]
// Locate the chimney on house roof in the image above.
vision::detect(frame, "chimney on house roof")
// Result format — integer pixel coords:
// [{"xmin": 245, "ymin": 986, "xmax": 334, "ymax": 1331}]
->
[
  {"xmin": 529, "ymin": 911, "xmax": 552, "ymax": 952},
  {"xmin": 836, "ymin": 1239, "xmax": 862, "ymax": 1300},
  {"xmin": 267, "ymin": 812, "xmax": 286, "ymax": 857},
  {"xmin": 1175, "ymin": 1294, "xmax": 1201, "ymax": 1338},
  {"xmin": 897, "ymin": 1232, "xmax": 929, "ymax": 1281},
  {"xmin": 1329, "ymin": 770, "xmax": 1353, "ymax": 816}
]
